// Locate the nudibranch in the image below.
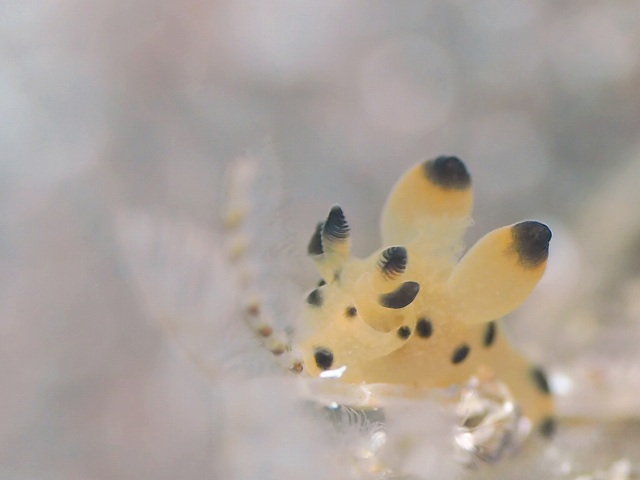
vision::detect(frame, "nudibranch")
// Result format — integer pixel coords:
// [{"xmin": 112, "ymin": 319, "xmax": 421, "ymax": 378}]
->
[{"xmin": 298, "ymin": 156, "xmax": 554, "ymax": 435}]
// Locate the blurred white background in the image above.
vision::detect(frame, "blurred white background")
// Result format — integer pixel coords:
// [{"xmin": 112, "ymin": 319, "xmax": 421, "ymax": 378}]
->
[{"xmin": 3, "ymin": 1, "xmax": 640, "ymax": 478}]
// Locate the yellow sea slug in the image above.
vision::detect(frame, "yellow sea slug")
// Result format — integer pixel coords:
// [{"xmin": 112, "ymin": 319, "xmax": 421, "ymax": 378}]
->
[{"xmin": 298, "ymin": 156, "xmax": 554, "ymax": 435}]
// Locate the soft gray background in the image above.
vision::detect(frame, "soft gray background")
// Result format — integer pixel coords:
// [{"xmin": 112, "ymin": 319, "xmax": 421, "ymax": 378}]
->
[{"xmin": 3, "ymin": 1, "xmax": 640, "ymax": 478}]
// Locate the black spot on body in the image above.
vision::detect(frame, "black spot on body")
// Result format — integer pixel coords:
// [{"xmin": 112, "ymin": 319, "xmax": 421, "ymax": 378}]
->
[
  {"xmin": 511, "ymin": 221, "xmax": 552, "ymax": 268},
  {"xmin": 531, "ymin": 366, "xmax": 552, "ymax": 395},
  {"xmin": 323, "ymin": 205, "xmax": 350, "ymax": 241},
  {"xmin": 451, "ymin": 344, "xmax": 470, "ymax": 364},
  {"xmin": 416, "ymin": 318, "xmax": 433, "ymax": 338},
  {"xmin": 423, "ymin": 155, "xmax": 471, "ymax": 190},
  {"xmin": 308, "ymin": 222, "xmax": 324, "ymax": 255},
  {"xmin": 397, "ymin": 326, "xmax": 411, "ymax": 339},
  {"xmin": 306, "ymin": 289, "xmax": 323, "ymax": 307},
  {"xmin": 378, "ymin": 281, "xmax": 420, "ymax": 309},
  {"xmin": 314, "ymin": 347, "xmax": 334, "ymax": 370},
  {"xmin": 317, "ymin": 279, "xmax": 326, "ymax": 287},
  {"xmin": 378, "ymin": 246, "xmax": 408, "ymax": 279},
  {"xmin": 483, "ymin": 321, "xmax": 497, "ymax": 347},
  {"xmin": 539, "ymin": 417, "xmax": 556, "ymax": 438},
  {"xmin": 345, "ymin": 305, "xmax": 357, "ymax": 317}
]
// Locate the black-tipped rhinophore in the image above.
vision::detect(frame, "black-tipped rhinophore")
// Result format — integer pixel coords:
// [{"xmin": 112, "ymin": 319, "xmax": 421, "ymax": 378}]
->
[
  {"xmin": 378, "ymin": 281, "xmax": 420, "ymax": 309},
  {"xmin": 423, "ymin": 155, "xmax": 471, "ymax": 190},
  {"xmin": 308, "ymin": 222, "xmax": 324, "ymax": 256},
  {"xmin": 322, "ymin": 205, "xmax": 350, "ymax": 242},
  {"xmin": 512, "ymin": 221, "xmax": 551, "ymax": 268},
  {"xmin": 314, "ymin": 347, "xmax": 334, "ymax": 370},
  {"xmin": 377, "ymin": 246, "xmax": 408, "ymax": 279}
]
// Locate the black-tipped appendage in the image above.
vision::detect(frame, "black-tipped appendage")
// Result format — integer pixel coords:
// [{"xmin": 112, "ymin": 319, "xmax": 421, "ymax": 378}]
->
[
  {"xmin": 512, "ymin": 221, "xmax": 551, "ymax": 268},
  {"xmin": 322, "ymin": 205, "xmax": 350, "ymax": 241},
  {"xmin": 378, "ymin": 281, "xmax": 420, "ymax": 309},
  {"xmin": 308, "ymin": 222, "xmax": 324, "ymax": 256},
  {"xmin": 423, "ymin": 155, "xmax": 471, "ymax": 190},
  {"xmin": 377, "ymin": 246, "xmax": 408, "ymax": 279}
]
